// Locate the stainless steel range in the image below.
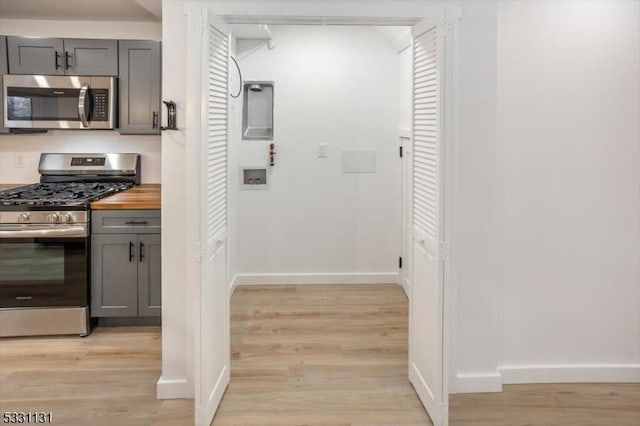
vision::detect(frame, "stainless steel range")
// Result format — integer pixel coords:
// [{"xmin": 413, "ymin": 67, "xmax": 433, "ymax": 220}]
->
[{"xmin": 0, "ymin": 153, "xmax": 140, "ymax": 337}]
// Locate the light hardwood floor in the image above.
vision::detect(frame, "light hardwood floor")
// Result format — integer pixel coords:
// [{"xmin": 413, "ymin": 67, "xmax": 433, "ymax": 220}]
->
[
  {"xmin": 1, "ymin": 284, "xmax": 638, "ymax": 426},
  {"xmin": 0, "ymin": 326, "xmax": 192, "ymax": 426},
  {"xmin": 213, "ymin": 284, "xmax": 430, "ymax": 425}
]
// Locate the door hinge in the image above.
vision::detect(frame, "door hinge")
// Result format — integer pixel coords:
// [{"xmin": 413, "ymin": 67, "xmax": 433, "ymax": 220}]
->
[
  {"xmin": 399, "ymin": 256, "xmax": 403, "ymax": 269},
  {"xmin": 194, "ymin": 242, "xmax": 203, "ymax": 263},
  {"xmin": 439, "ymin": 241, "xmax": 449, "ymax": 261},
  {"xmin": 399, "ymin": 146, "xmax": 403, "ymax": 158}
]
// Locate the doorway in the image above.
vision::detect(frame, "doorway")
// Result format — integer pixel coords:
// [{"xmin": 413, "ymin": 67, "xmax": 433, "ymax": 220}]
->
[
  {"xmin": 185, "ymin": 8, "xmax": 457, "ymax": 426},
  {"xmin": 228, "ymin": 24, "xmax": 407, "ymax": 287}
]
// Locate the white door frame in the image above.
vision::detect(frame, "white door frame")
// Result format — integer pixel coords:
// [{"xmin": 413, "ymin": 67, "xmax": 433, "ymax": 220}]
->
[
  {"xmin": 184, "ymin": 7, "xmax": 462, "ymax": 423},
  {"xmin": 399, "ymin": 128, "xmax": 412, "ymax": 299}
]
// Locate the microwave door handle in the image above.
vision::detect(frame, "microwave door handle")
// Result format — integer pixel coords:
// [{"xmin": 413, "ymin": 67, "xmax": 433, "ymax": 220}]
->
[{"xmin": 78, "ymin": 83, "xmax": 90, "ymax": 128}]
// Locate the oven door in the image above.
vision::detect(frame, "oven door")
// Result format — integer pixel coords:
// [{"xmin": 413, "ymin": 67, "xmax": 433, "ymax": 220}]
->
[{"xmin": 0, "ymin": 235, "xmax": 87, "ymax": 308}]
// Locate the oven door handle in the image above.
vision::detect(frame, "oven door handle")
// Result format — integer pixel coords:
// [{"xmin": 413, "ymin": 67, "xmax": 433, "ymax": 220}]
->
[
  {"xmin": 78, "ymin": 83, "xmax": 90, "ymax": 128},
  {"xmin": 0, "ymin": 226, "xmax": 87, "ymax": 238}
]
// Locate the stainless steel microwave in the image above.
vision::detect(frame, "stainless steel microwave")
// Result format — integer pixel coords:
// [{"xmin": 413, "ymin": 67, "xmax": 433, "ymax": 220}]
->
[{"xmin": 3, "ymin": 75, "xmax": 116, "ymax": 130}]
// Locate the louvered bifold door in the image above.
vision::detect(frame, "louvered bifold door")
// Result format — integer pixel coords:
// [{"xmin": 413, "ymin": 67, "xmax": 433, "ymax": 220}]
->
[
  {"xmin": 408, "ymin": 19, "xmax": 448, "ymax": 426},
  {"xmin": 204, "ymin": 18, "xmax": 228, "ymax": 248},
  {"xmin": 196, "ymin": 9, "xmax": 230, "ymax": 426}
]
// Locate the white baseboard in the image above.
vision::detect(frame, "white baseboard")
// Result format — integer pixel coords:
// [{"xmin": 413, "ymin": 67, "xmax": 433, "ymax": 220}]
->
[
  {"xmin": 401, "ymin": 277, "xmax": 410, "ymax": 298},
  {"xmin": 196, "ymin": 363, "xmax": 230, "ymax": 426},
  {"xmin": 229, "ymin": 274, "xmax": 238, "ymax": 297},
  {"xmin": 453, "ymin": 372, "xmax": 503, "ymax": 393},
  {"xmin": 452, "ymin": 364, "xmax": 640, "ymax": 394},
  {"xmin": 499, "ymin": 364, "xmax": 640, "ymax": 384},
  {"xmin": 233, "ymin": 272, "xmax": 399, "ymax": 285},
  {"xmin": 156, "ymin": 376, "xmax": 192, "ymax": 399}
]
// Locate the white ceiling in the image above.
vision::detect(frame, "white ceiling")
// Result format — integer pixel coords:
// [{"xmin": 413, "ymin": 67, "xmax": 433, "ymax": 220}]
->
[
  {"xmin": 0, "ymin": 1, "xmax": 408, "ymax": 49},
  {"xmin": 0, "ymin": 0, "xmax": 161, "ymax": 22}
]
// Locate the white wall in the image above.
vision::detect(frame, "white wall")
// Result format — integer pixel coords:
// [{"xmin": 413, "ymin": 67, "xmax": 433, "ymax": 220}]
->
[
  {"xmin": 0, "ymin": 19, "xmax": 161, "ymax": 40},
  {"xmin": 156, "ymin": 0, "xmax": 192, "ymax": 399},
  {"xmin": 0, "ymin": 132, "xmax": 161, "ymax": 183},
  {"xmin": 0, "ymin": 18, "xmax": 162, "ymax": 184},
  {"xmin": 162, "ymin": 0, "xmax": 640, "ymax": 401},
  {"xmin": 450, "ymin": 0, "xmax": 502, "ymax": 392},
  {"xmin": 230, "ymin": 25, "xmax": 402, "ymax": 284},
  {"xmin": 496, "ymin": 0, "xmax": 640, "ymax": 383}
]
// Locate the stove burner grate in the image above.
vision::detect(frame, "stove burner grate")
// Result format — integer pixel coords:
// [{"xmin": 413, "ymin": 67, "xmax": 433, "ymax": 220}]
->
[{"xmin": 0, "ymin": 182, "xmax": 134, "ymax": 207}]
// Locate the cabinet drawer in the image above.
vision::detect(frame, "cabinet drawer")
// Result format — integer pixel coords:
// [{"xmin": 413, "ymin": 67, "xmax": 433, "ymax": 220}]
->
[{"xmin": 92, "ymin": 210, "xmax": 160, "ymax": 234}]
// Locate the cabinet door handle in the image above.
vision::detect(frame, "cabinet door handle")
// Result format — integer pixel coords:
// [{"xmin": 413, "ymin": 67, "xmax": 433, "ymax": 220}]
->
[
  {"xmin": 129, "ymin": 241, "xmax": 135, "ymax": 262},
  {"xmin": 54, "ymin": 51, "xmax": 61, "ymax": 69},
  {"xmin": 139, "ymin": 241, "xmax": 145, "ymax": 262},
  {"xmin": 65, "ymin": 51, "xmax": 71, "ymax": 70},
  {"xmin": 125, "ymin": 220, "xmax": 148, "ymax": 226},
  {"xmin": 152, "ymin": 111, "xmax": 158, "ymax": 129}
]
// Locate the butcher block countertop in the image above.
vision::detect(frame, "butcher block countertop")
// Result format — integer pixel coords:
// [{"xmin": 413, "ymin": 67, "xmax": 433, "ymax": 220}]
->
[
  {"xmin": 0, "ymin": 183, "xmax": 26, "ymax": 192},
  {"xmin": 91, "ymin": 184, "xmax": 161, "ymax": 210}
]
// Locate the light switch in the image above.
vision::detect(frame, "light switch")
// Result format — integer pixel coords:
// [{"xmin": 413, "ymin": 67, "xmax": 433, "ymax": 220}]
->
[{"xmin": 317, "ymin": 143, "xmax": 328, "ymax": 158}]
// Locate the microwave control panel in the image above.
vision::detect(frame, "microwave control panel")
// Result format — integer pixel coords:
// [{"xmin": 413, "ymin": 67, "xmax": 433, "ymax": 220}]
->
[{"xmin": 92, "ymin": 89, "xmax": 109, "ymax": 121}]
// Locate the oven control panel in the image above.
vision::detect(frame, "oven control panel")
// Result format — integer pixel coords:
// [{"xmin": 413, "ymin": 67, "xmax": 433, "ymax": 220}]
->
[
  {"xmin": 0, "ymin": 211, "xmax": 88, "ymax": 224},
  {"xmin": 71, "ymin": 157, "xmax": 106, "ymax": 166}
]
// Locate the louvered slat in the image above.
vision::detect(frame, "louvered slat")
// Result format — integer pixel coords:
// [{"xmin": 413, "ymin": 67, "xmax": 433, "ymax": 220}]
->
[
  {"xmin": 413, "ymin": 25, "xmax": 439, "ymax": 239},
  {"xmin": 206, "ymin": 24, "xmax": 228, "ymax": 241}
]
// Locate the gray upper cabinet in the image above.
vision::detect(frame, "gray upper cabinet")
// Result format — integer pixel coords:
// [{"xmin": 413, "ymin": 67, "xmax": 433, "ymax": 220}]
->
[
  {"xmin": 63, "ymin": 39, "xmax": 118, "ymax": 75},
  {"xmin": 7, "ymin": 36, "xmax": 117, "ymax": 76},
  {"xmin": 119, "ymin": 40, "xmax": 161, "ymax": 134},
  {"xmin": 7, "ymin": 37, "xmax": 64, "ymax": 75},
  {"xmin": 1, "ymin": 36, "xmax": 8, "ymax": 134}
]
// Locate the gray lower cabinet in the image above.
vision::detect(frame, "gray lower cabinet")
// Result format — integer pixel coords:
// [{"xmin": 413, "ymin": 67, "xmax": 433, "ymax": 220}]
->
[
  {"xmin": 91, "ymin": 211, "xmax": 161, "ymax": 318},
  {"xmin": 137, "ymin": 234, "xmax": 162, "ymax": 316},
  {"xmin": 119, "ymin": 40, "xmax": 161, "ymax": 134},
  {"xmin": 7, "ymin": 36, "xmax": 117, "ymax": 76}
]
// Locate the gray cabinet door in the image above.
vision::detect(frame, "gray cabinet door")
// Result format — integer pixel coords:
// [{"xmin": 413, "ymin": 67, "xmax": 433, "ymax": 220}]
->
[
  {"xmin": 119, "ymin": 40, "xmax": 161, "ymax": 134},
  {"xmin": 7, "ymin": 36, "xmax": 64, "ymax": 75},
  {"xmin": 137, "ymin": 234, "xmax": 161, "ymax": 317},
  {"xmin": 0, "ymin": 36, "xmax": 8, "ymax": 134},
  {"xmin": 64, "ymin": 39, "xmax": 118, "ymax": 76},
  {"xmin": 91, "ymin": 234, "xmax": 139, "ymax": 317}
]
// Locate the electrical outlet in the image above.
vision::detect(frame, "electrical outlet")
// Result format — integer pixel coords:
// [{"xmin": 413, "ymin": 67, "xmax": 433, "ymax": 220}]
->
[
  {"xmin": 14, "ymin": 154, "xmax": 25, "ymax": 168},
  {"xmin": 317, "ymin": 143, "xmax": 329, "ymax": 158}
]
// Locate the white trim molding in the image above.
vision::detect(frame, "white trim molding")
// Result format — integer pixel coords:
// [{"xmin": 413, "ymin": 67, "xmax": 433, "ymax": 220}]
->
[
  {"xmin": 196, "ymin": 363, "xmax": 230, "ymax": 426},
  {"xmin": 156, "ymin": 376, "xmax": 193, "ymax": 399},
  {"xmin": 233, "ymin": 272, "xmax": 399, "ymax": 285},
  {"xmin": 453, "ymin": 364, "xmax": 640, "ymax": 394},
  {"xmin": 499, "ymin": 364, "xmax": 640, "ymax": 384},
  {"xmin": 454, "ymin": 372, "xmax": 503, "ymax": 393},
  {"xmin": 229, "ymin": 274, "xmax": 239, "ymax": 296},
  {"xmin": 401, "ymin": 277, "xmax": 411, "ymax": 299}
]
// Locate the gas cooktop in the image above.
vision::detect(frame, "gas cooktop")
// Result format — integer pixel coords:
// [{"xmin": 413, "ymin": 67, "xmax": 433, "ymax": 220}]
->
[
  {"xmin": 0, "ymin": 153, "xmax": 140, "ymax": 212},
  {"xmin": 0, "ymin": 182, "xmax": 134, "ymax": 210}
]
